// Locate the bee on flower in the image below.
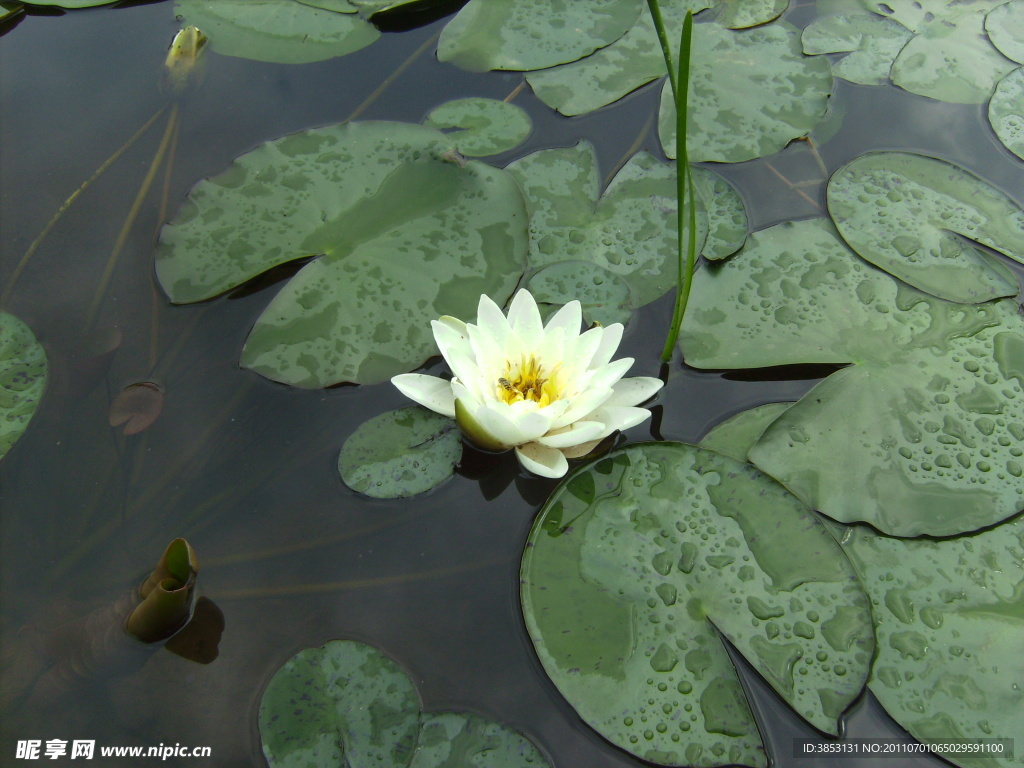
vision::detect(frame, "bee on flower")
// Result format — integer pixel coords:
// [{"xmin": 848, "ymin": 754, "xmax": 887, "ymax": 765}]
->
[{"xmin": 392, "ymin": 289, "xmax": 663, "ymax": 478}]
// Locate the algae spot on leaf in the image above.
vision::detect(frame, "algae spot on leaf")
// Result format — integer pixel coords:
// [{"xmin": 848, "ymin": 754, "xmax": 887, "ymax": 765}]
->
[
  {"xmin": 828, "ymin": 152, "xmax": 1024, "ymax": 304},
  {"xmin": 521, "ymin": 443, "xmax": 873, "ymax": 767},
  {"xmin": 338, "ymin": 406, "xmax": 460, "ymax": 499},
  {"xmin": 841, "ymin": 516, "xmax": 1024, "ymax": 768},
  {"xmin": 0, "ymin": 311, "xmax": 47, "ymax": 460},
  {"xmin": 422, "ymin": 98, "xmax": 531, "ymax": 157},
  {"xmin": 157, "ymin": 121, "xmax": 528, "ymax": 387}
]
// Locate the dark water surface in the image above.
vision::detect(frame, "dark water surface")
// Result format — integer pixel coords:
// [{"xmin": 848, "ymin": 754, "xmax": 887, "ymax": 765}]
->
[{"xmin": 2, "ymin": 2, "xmax": 1023, "ymax": 767}]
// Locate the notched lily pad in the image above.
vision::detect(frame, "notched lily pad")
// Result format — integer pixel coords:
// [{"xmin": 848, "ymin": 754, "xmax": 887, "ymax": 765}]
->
[
  {"xmin": 658, "ymin": 21, "xmax": 833, "ymax": 163},
  {"xmin": 699, "ymin": 402, "xmax": 793, "ymax": 462},
  {"xmin": 521, "ymin": 442, "xmax": 874, "ymax": 767},
  {"xmin": 828, "ymin": 152, "xmax": 1024, "ymax": 304},
  {"xmin": 506, "ymin": 142, "xmax": 703, "ymax": 310},
  {"xmin": 704, "ymin": 0, "xmax": 788, "ymax": 29},
  {"xmin": 338, "ymin": 406, "xmax": 460, "ymax": 498},
  {"xmin": 0, "ymin": 311, "xmax": 47, "ymax": 460},
  {"xmin": 802, "ymin": 13, "xmax": 913, "ymax": 86},
  {"xmin": 681, "ymin": 218, "xmax": 1024, "ymax": 537},
  {"xmin": 989, "ymin": 67, "xmax": 1024, "ymax": 161},
  {"xmin": 259, "ymin": 639, "xmax": 421, "ymax": 768},
  {"xmin": 422, "ymin": 98, "xmax": 531, "ymax": 157},
  {"xmin": 157, "ymin": 121, "xmax": 528, "ymax": 387},
  {"xmin": 840, "ymin": 516, "xmax": 1024, "ymax": 768},
  {"xmin": 437, "ymin": 0, "xmax": 642, "ymax": 72},
  {"xmin": 174, "ymin": 0, "xmax": 380, "ymax": 64},
  {"xmin": 109, "ymin": 381, "xmax": 164, "ymax": 436}
]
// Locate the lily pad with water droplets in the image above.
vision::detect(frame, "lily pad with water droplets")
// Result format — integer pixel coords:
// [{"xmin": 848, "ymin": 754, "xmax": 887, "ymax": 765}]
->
[
  {"xmin": 157, "ymin": 121, "xmax": 527, "ymax": 387},
  {"xmin": 174, "ymin": 0, "xmax": 380, "ymax": 64},
  {"xmin": 0, "ymin": 311, "xmax": 47, "ymax": 460},
  {"xmin": 801, "ymin": 13, "xmax": 913, "ymax": 86},
  {"xmin": 505, "ymin": 142, "xmax": 708, "ymax": 309},
  {"xmin": 704, "ymin": 0, "xmax": 788, "ymax": 29},
  {"xmin": 521, "ymin": 442, "xmax": 874, "ymax": 767},
  {"xmin": 407, "ymin": 712, "xmax": 551, "ymax": 768},
  {"xmin": 338, "ymin": 406, "xmax": 460, "ymax": 499},
  {"xmin": 437, "ymin": 0, "xmax": 642, "ymax": 73},
  {"xmin": 989, "ymin": 67, "xmax": 1024, "ymax": 161},
  {"xmin": 525, "ymin": 0, "xmax": 715, "ymax": 117},
  {"xmin": 839, "ymin": 517, "xmax": 1024, "ymax": 768},
  {"xmin": 422, "ymin": 98, "xmax": 531, "ymax": 157},
  {"xmin": 527, "ymin": 261, "xmax": 632, "ymax": 327},
  {"xmin": 681, "ymin": 218, "xmax": 1024, "ymax": 537},
  {"xmin": 828, "ymin": 152, "xmax": 1024, "ymax": 304},
  {"xmin": 259, "ymin": 639, "xmax": 421, "ymax": 768},
  {"xmin": 658, "ymin": 21, "xmax": 833, "ymax": 163},
  {"xmin": 987, "ymin": 1, "xmax": 1024, "ymax": 64},
  {"xmin": 699, "ymin": 403, "xmax": 793, "ymax": 462}
]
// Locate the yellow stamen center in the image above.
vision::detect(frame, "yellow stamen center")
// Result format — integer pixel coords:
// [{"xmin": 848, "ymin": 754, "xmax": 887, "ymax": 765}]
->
[{"xmin": 496, "ymin": 355, "xmax": 561, "ymax": 406}]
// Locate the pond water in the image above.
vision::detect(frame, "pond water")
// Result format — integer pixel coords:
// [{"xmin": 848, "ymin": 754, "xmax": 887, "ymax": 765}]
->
[{"xmin": 2, "ymin": 1, "xmax": 1023, "ymax": 767}]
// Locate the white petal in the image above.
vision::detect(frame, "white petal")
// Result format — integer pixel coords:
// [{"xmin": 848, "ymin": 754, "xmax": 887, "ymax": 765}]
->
[
  {"xmin": 564, "ymin": 326, "xmax": 604, "ymax": 378},
  {"xmin": 473, "ymin": 403, "xmax": 551, "ymax": 447},
  {"xmin": 432, "ymin": 320, "xmax": 474, "ymax": 366},
  {"xmin": 476, "ymin": 293, "xmax": 513, "ymax": 349},
  {"xmin": 515, "ymin": 442, "xmax": 569, "ymax": 478},
  {"xmin": 606, "ymin": 377, "xmax": 664, "ymax": 407},
  {"xmin": 543, "ymin": 300, "xmax": 582, "ymax": 340},
  {"xmin": 391, "ymin": 374, "xmax": 456, "ymax": 417},
  {"xmin": 507, "ymin": 289, "xmax": 543, "ymax": 348},
  {"xmin": 589, "ymin": 404, "xmax": 653, "ymax": 433},
  {"xmin": 444, "ymin": 348, "xmax": 485, "ymax": 400},
  {"xmin": 587, "ymin": 357, "xmax": 634, "ymax": 391},
  {"xmin": 467, "ymin": 323, "xmax": 506, "ymax": 382},
  {"xmin": 551, "ymin": 387, "xmax": 614, "ymax": 430},
  {"xmin": 537, "ymin": 420, "xmax": 606, "ymax": 448},
  {"xmin": 436, "ymin": 315, "xmax": 467, "ymax": 338},
  {"xmin": 591, "ymin": 323, "xmax": 624, "ymax": 368}
]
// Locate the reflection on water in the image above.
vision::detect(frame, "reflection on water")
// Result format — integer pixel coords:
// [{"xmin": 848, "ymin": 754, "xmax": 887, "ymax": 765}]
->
[{"xmin": 1, "ymin": 2, "xmax": 1022, "ymax": 766}]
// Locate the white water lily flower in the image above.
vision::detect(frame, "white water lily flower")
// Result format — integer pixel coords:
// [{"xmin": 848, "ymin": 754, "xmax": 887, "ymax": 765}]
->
[{"xmin": 392, "ymin": 289, "xmax": 663, "ymax": 478}]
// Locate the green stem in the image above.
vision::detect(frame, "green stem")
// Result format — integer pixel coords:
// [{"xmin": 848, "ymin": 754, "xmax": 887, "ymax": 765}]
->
[{"xmin": 653, "ymin": 7, "xmax": 696, "ymax": 363}]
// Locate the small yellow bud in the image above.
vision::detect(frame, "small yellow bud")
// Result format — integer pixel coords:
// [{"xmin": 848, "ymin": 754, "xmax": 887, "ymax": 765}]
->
[{"xmin": 164, "ymin": 26, "xmax": 208, "ymax": 95}]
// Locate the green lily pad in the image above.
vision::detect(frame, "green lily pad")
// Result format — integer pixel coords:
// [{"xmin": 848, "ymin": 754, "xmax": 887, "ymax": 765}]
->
[
  {"xmin": 295, "ymin": 0, "xmax": 358, "ymax": 12},
  {"xmin": 527, "ymin": 261, "xmax": 632, "ymax": 327},
  {"xmin": 890, "ymin": 5, "xmax": 1017, "ymax": 103},
  {"xmin": 521, "ymin": 442, "xmax": 874, "ymax": 767},
  {"xmin": 658, "ymin": 21, "xmax": 833, "ymax": 163},
  {"xmin": 987, "ymin": 1, "xmax": 1024, "ymax": 64},
  {"xmin": 699, "ymin": 403, "xmax": 793, "ymax": 462},
  {"xmin": 0, "ymin": 311, "xmax": 47, "ymax": 460},
  {"xmin": 259, "ymin": 639, "xmax": 421, "ymax": 768},
  {"xmin": 408, "ymin": 712, "xmax": 551, "ymax": 768},
  {"xmin": 828, "ymin": 152, "xmax": 1024, "ymax": 304},
  {"xmin": 173, "ymin": 0, "xmax": 380, "ymax": 64},
  {"xmin": 338, "ymin": 406, "xmax": 460, "ymax": 499},
  {"xmin": 749, "ymin": 316, "xmax": 1024, "ymax": 537},
  {"xmin": 525, "ymin": 0, "xmax": 715, "ymax": 117},
  {"xmin": 704, "ymin": 0, "xmax": 788, "ymax": 29},
  {"xmin": 157, "ymin": 121, "xmax": 528, "ymax": 387},
  {"xmin": 422, "ymin": 98, "xmax": 531, "ymax": 157},
  {"xmin": 692, "ymin": 167, "xmax": 748, "ymax": 261},
  {"xmin": 802, "ymin": 13, "xmax": 913, "ymax": 86},
  {"xmin": 505, "ymin": 142, "xmax": 703, "ymax": 309},
  {"xmin": 437, "ymin": 0, "xmax": 642, "ymax": 72},
  {"xmin": 989, "ymin": 67, "xmax": 1024, "ymax": 161},
  {"xmin": 681, "ymin": 218, "xmax": 1024, "ymax": 537},
  {"xmin": 840, "ymin": 517, "xmax": 1024, "ymax": 768}
]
